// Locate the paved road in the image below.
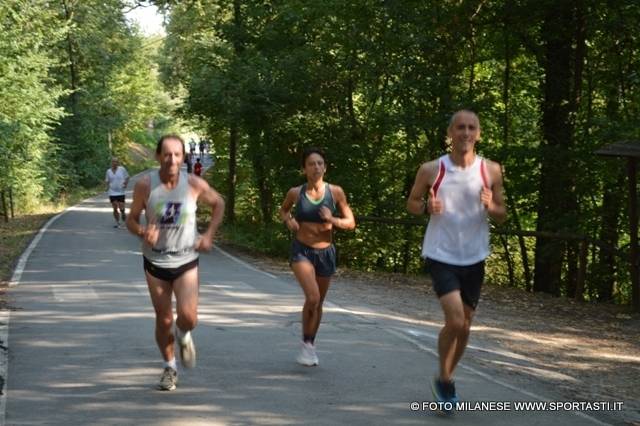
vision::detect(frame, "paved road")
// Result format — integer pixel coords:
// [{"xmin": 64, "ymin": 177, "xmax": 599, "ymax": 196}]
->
[{"xmin": 1, "ymin": 169, "xmax": 624, "ymax": 425}]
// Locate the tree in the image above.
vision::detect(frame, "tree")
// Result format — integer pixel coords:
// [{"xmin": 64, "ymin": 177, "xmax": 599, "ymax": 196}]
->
[{"xmin": 0, "ymin": 1, "xmax": 66, "ymax": 207}]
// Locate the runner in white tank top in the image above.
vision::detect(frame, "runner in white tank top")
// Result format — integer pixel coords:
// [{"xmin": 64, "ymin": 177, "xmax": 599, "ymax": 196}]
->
[
  {"xmin": 421, "ymin": 153, "xmax": 491, "ymax": 265},
  {"xmin": 126, "ymin": 135, "xmax": 225, "ymax": 391},
  {"xmin": 105, "ymin": 157, "xmax": 129, "ymax": 228},
  {"xmin": 407, "ymin": 110, "xmax": 507, "ymax": 412}
]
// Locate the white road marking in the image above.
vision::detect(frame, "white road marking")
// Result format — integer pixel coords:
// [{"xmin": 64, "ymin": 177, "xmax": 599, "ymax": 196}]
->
[
  {"xmin": 383, "ymin": 328, "xmax": 612, "ymax": 426},
  {"xmin": 211, "ymin": 252, "xmax": 615, "ymax": 426},
  {"xmin": 0, "ymin": 169, "xmax": 152, "ymax": 426},
  {"xmin": 1, "ymin": 211, "xmax": 65, "ymax": 426}
]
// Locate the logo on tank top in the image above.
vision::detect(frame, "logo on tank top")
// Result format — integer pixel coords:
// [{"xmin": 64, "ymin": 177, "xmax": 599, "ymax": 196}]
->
[{"xmin": 159, "ymin": 202, "xmax": 182, "ymax": 225}]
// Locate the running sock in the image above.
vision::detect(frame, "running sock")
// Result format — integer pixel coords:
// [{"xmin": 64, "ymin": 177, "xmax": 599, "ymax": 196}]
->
[
  {"xmin": 164, "ymin": 358, "xmax": 177, "ymax": 370},
  {"xmin": 176, "ymin": 326, "xmax": 191, "ymax": 344},
  {"xmin": 303, "ymin": 334, "xmax": 315, "ymax": 344}
]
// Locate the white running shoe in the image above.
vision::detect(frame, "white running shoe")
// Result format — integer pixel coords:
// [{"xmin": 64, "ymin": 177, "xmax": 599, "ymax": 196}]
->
[
  {"xmin": 176, "ymin": 326, "xmax": 196, "ymax": 369},
  {"xmin": 296, "ymin": 342, "xmax": 319, "ymax": 366}
]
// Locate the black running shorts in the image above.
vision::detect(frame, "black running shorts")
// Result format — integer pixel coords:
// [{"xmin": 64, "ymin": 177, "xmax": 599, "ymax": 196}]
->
[
  {"xmin": 143, "ymin": 257, "xmax": 199, "ymax": 282},
  {"xmin": 109, "ymin": 195, "xmax": 125, "ymax": 203},
  {"xmin": 424, "ymin": 258, "xmax": 485, "ymax": 310}
]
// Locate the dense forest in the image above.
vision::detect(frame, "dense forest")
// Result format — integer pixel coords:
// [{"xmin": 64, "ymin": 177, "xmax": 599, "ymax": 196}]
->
[
  {"xmin": 0, "ymin": 0, "xmax": 174, "ymax": 200},
  {"xmin": 2, "ymin": 1, "xmax": 639, "ymax": 308}
]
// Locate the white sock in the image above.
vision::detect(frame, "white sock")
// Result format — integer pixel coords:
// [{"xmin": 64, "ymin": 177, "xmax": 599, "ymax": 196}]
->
[
  {"xmin": 164, "ymin": 358, "xmax": 177, "ymax": 370},
  {"xmin": 175, "ymin": 326, "xmax": 191, "ymax": 344}
]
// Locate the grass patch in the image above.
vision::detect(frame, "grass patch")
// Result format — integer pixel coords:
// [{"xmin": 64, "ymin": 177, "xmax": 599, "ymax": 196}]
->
[{"xmin": 0, "ymin": 213, "xmax": 56, "ymax": 283}]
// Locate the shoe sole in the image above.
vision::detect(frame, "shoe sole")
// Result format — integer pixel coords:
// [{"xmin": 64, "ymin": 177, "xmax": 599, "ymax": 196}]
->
[
  {"xmin": 158, "ymin": 383, "xmax": 176, "ymax": 391},
  {"xmin": 296, "ymin": 357, "xmax": 318, "ymax": 367}
]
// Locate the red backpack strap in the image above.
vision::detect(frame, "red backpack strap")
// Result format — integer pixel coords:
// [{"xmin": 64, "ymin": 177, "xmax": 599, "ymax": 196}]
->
[
  {"xmin": 431, "ymin": 160, "xmax": 446, "ymax": 197},
  {"xmin": 480, "ymin": 159, "xmax": 490, "ymax": 189}
]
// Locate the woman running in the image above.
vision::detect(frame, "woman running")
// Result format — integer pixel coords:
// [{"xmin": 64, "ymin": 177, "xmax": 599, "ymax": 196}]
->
[{"xmin": 279, "ymin": 147, "xmax": 356, "ymax": 366}]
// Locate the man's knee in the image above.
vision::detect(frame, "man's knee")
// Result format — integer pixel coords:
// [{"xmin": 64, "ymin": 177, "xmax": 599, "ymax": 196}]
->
[
  {"xmin": 175, "ymin": 303, "xmax": 198, "ymax": 330},
  {"xmin": 179, "ymin": 313, "xmax": 198, "ymax": 330}
]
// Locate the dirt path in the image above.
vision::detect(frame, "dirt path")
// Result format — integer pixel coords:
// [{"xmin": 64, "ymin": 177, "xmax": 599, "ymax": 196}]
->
[{"xmin": 221, "ymin": 243, "xmax": 640, "ymax": 425}]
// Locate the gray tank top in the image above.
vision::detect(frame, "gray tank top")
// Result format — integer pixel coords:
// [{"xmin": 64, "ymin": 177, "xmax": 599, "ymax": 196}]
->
[
  {"xmin": 294, "ymin": 183, "xmax": 337, "ymax": 223},
  {"xmin": 142, "ymin": 170, "xmax": 199, "ymax": 268}
]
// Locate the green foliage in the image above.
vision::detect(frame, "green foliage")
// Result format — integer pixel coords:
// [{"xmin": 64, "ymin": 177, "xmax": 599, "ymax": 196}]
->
[
  {"xmin": 156, "ymin": 0, "xmax": 640, "ymax": 305},
  {"xmin": 218, "ymin": 222, "xmax": 292, "ymax": 260},
  {"xmin": 0, "ymin": 0, "xmax": 176, "ymax": 215},
  {"xmin": 51, "ymin": 0, "xmax": 174, "ymax": 188},
  {"xmin": 6, "ymin": 0, "xmax": 639, "ymax": 305},
  {"xmin": 205, "ymin": 1, "xmax": 640, "ymax": 304},
  {"xmin": 0, "ymin": 1, "xmax": 67, "ymax": 206}
]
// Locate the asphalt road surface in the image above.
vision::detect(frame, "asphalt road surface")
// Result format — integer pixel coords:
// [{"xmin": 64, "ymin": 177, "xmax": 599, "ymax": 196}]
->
[{"xmin": 0, "ymin": 168, "xmax": 624, "ymax": 425}]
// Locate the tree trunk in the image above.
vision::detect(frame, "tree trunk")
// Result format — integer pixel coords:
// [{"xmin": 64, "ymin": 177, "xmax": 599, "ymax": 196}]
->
[
  {"xmin": 1, "ymin": 191, "xmax": 7, "ymax": 223},
  {"xmin": 226, "ymin": 0, "xmax": 243, "ymax": 224},
  {"xmin": 533, "ymin": 2, "xmax": 580, "ymax": 295},
  {"xmin": 499, "ymin": 234, "xmax": 515, "ymax": 287},
  {"xmin": 62, "ymin": 0, "xmax": 79, "ymax": 116},
  {"xmin": 226, "ymin": 125, "xmax": 238, "ymax": 223},
  {"xmin": 502, "ymin": 13, "xmax": 511, "ymax": 145},
  {"xmin": 566, "ymin": 242, "xmax": 578, "ymax": 297},
  {"xmin": 9, "ymin": 187, "xmax": 14, "ymax": 219},
  {"xmin": 501, "ymin": 16, "xmax": 533, "ymax": 290},
  {"xmin": 249, "ymin": 134, "xmax": 273, "ymax": 224},
  {"xmin": 595, "ymin": 170, "xmax": 623, "ymax": 301}
]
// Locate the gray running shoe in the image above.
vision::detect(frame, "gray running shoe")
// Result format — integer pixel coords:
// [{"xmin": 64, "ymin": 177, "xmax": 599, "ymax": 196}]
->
[{"xmin": 158, "ymin": 367, "xmax": 177, "ymax": 391}]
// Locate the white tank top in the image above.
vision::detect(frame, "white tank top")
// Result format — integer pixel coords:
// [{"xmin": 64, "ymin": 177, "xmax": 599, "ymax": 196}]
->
[
  {"xmin": 142, "ymin": 170, "xmax": 199, "ymax": 268},
  {"xmin": 422, "ymin": 154, "xmax": 490, "ymax": 265}
]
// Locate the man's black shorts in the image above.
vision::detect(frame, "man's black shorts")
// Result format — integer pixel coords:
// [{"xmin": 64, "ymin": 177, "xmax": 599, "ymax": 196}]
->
[
  {"xmin": 144, "ymin": 257, "xmax": 199, "ymax": 282},
  {"xmin": 424, "ymin": 258, "xmax": 485, "ymax": 310},
  {"xmin": 290, "ymin": 239, "xmax": 337, "ymax": 277},
  {"xmin": 109, "ymin": 195, "xmax": 125, "ymax": 203}
]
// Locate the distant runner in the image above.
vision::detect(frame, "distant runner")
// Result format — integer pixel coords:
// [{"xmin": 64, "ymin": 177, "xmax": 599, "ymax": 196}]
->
[
  {"xmin": 193, "ymin": 158, "xmax": 203, "ymax": 177},
  {"xmin": 105, "ymin": 157, "xmax": 129, "ymax": 228}
]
